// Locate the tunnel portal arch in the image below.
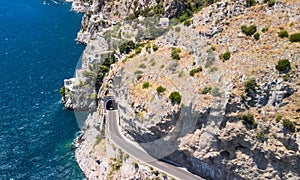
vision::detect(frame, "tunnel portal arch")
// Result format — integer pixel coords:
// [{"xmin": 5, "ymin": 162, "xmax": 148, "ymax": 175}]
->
[{"xmin": 104, "ymin": 96, "xmax": 117, "ymax": 110}]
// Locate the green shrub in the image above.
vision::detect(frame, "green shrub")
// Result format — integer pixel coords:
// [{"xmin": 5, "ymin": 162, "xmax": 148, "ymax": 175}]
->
[
  {"xmin": 184, "ymin": 19, "xmax": 191, "ymax": 26},
  {"xmin": 212, "ymin": 87, "xmax": 221, "ymax": 97},
  {"xmin": 169, "ymin": 91, "xmax": 182, "ymax": 104},
  {"xmin": 136, "ymin": 74, "xmax": 142, "ymax": 80},
  {"xmin": 254, "ymin": 32, "xmax": 260, "ymax": 40},
  {"xmin": 146, "ymin": 44, "xmax": 151, "ymax": 53},
  {"xmin": 162, "ymin": 173, "xmax": 167, "ymax": 178},
  {"xmin": 175, "ymin": 26, "xmax": 181, "ymax": 32},
  {"xmin": 156, "ymin": 86, "xmax": 166, "ymax": 94},
  {"xmin": 134, "ymin": 70, "xmax": 143, "ymax": 80},
  {"xmin": 276, "ymin": 59, "xmax": 290, "ymax": 73},
  {"xmin": 152, "ymin": 44, "xmax": 159, "ymax": 51},
  {"xmin": 153, "ymin": 170, "xmax": 159, "ymax": 176},
  {"xmin": 178, "ymin": 13, "xmax": 190, "ymax": 23},
  {"xmin": 135, "ymin": 47, "xmax": 142, "ymax": 54},
  {"xmin": 241, "ymin": 25, "xmax": 257, "ymax": 36},
  {"xmin": 134, "ymin": 70, "xmax": 143, "ymax": 75},
  {"xmin": 262, "ymin": 27, "xmax": 269, "ymax": 33},
  {"xmin": 134, "ymin": 163, "xmax": 139, "ymax": 169},
  {"xmin": 267, "ymin": 0, "xmax": 275, "ymax": 7},
  {"xmin": 139, "ymin": 63, "xmax": 146, "ymax": 69},
  {"xmin": 205, "ymin": 61, "xmax": 213, "ymax": 68},
  {"xmin": 171, "ymin": 48, "xmax": 181, "ymax": 60},
  {"xmin": 275, "ymin": 114, "xmax": 282, "ymax": 122},
  {"xmin": 246, "ymin": 0, "xmax": 256, "ymax": 7},
  {"xmin": 142, "ymin": 82, "xmax": 150, "ymax": 89},
  {"xmin": 189, "ymin": 67, "xmax": 202, "ymax": 76},
  {"xmin": 283, "ymin": 74, "xmax": 290, "ymax": 81},
  {"xmin": 119, "ymin": 41, "xmax": 136, "ymax": 54},
  {"xmin": 278, "ymin": 30, "xmax": 289, "ymax": 38},
  {"xmin": 245, "ymin": 78, "xmax": 257, "ymax": 94},
  {"xmin": 201, "ymin": 86, "xmax": 212, "ymax": 94},
  {"xmin": 289, "ymin": 33, "xmax": 300, "ymax": 42},
  {"xmin": 59, "ymin": 86, "xmax": 65, "ymax": 97},
  {"xmin": 172, "ymin": 53, "xmax": 180, "ymax": 60},
  {"xmin": 241, "ymin": 113, "xmax": 258, "ymax": 127},
  {"xmin": 220, "ymin": 51, "xmax": 231, "ymax": 61},
  {"xmin": 282, "ymin": 119, "xmax": 296, "ymax": 132}
]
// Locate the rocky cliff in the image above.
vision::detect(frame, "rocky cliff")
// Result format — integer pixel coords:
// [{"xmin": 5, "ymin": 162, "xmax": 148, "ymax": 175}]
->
[{"xmin": 69, "ymin": 0, "xmax": 300, "ymax": 179}]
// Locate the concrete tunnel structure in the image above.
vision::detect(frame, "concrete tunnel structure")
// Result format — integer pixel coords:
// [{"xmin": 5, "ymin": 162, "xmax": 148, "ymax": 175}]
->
[{"xmin": 104, "ymin": 96, "xmax": 117, "ymax": 110}]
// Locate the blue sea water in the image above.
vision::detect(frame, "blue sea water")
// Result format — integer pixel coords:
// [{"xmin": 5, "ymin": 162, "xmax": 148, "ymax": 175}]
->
[{"xmin": 0, "ymin": 0, "xmax": 85, "ymax": 179}]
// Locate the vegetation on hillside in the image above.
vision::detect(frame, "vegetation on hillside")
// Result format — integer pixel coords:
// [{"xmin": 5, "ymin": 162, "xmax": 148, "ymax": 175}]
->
[
  {"xmin": 245, "ymin": 78, "xmax": 257, "ymax": 94},
  {"xmin": 171, "ymin": 47, "xmax": 181, "ymax": 60},
  {"xmin": 220, "ymin": 51, "xmax": 231, "ymax": 61},
  {"xmin": 190, "ymin": 67, "xmax": 203, "ymax": 76},
  {"xmin": 275, "ymin": 59, "xmax": 291, "ymax": 73},
  {"xmin": 169, "ymin": 91, "xmax": 182, "ymax": 104},
  {"xmin": 240, "ymin": 113, "xmax": 258, "ymax": 127},
  {"xmin": 241, "ymin": 25, "xmax": 257, "ymax": 36},
  {"xmin": 282, "ymin": 119, "xmax": 296, "ymax": 132},
  {"xmin": 142, "ymin": 82, "xmax": 150, "ymax": 89},
  {"xmin": 278, "ymin": 29, "xmax": 289, "ymax": 38},
  {"xmin": 156, "ymin": 86, "xmax": 166, "ymax": 94},
  {"xmin": 289, "ymin": 33, "xmax": 300, "ymax": 42}
]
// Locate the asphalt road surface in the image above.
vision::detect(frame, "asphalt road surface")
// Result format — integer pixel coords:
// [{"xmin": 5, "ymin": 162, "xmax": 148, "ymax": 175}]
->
[{"xmin": 107, "ymin": 110, "xmax": 204, "ymax": 180}]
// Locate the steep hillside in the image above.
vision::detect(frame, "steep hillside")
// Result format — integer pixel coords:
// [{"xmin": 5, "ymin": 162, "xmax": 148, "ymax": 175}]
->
[{"xmin": 69, "ymin": 0, "xmax": 300, "ymax": 179}]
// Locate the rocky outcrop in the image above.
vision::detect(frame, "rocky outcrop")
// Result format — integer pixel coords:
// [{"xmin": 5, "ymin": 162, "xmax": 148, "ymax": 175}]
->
[{"xmin": 62, "ymin": 35, "xmax": 110, "ymax": 111}]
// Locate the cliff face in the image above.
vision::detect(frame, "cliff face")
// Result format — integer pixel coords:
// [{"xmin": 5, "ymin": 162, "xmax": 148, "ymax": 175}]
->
[
  {"xmin": 70, "ymin": 0, "xmax": 300, "ymax": 179},
  {"xmin": 108, "ymin": 0, "xmax": 300, "ymax": 179}
]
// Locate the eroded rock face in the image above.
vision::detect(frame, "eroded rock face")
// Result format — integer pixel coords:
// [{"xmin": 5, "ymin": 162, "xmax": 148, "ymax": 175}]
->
[
  {"xmin": 225, "ymin": 79, "xmax": 295, "ymax": 113},
  {"xmin": 70, "ymin": 0, "xmax": 300, "ymax": 179},
  {"xmin": 62, "ymin": 35, "xmax": 110, "ymax": 111}
]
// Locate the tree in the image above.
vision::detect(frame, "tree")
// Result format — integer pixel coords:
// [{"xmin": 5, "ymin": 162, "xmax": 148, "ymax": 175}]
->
[
  {"xmin": 241, "ymin": 25, "xmax": 257, "ymax": 36},
  {"xmin": 278, "ymin": 30, "xmax": 289, "ymax": 38},
  {"xmin": 189, "ymin": 67, "xmax": 202, "ymax": 76},
  {"xmin": 156, "ymin": 86, "xmax": 166, "ymax": 94},
  {"xmin": 276, "ymin": 59, "xmax": 290, "ymax": 73},
  {"xmin": 245, "ymin": 78, "xmax": 257, "ymax": 94},
  {"xmin": 254, "ymin": 33, "xmax": 260, "ymax": 40},
  {"xmin": 142, "ymin": 82, "xmax": 150, "ymax": 89},
  {"xmin": 220, "ymin": 51, "xmax": 231, "ymax": 61},
  {"xmin": 282, "ymin": 119, "xmax": 296, "ymax": 132},
  {"xmin": 241, "ymin": 113, "xmax": 257, "ymax": 127},
  {"xmin": 171, "ymin": 48, "xmax": 181, "ymax": 60},
  {"xmin": 152, "ymin": 44, "xmax": 159, "ymax": 51},
  {"xmin": 169, "ymin": 91, "xmax": 182, "ymax": 104},
  {"xmin": 119, "ymin": 41, "xmax": 136, "ymax": 54}
]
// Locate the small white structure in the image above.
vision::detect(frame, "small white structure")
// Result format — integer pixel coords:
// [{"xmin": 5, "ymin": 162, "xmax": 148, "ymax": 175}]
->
[
  {"xmin": 64, "ymin": 78, "xmax": 81, "ymax": 94},
  {"xmin": 159, "ymin": 18, "xmax": 169, "ymax": 27}
]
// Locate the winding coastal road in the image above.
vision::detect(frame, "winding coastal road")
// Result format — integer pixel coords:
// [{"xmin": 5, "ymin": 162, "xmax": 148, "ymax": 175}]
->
[{"xmin": 107, "ymin": 110, "xmax": 204, "ymax": 180}]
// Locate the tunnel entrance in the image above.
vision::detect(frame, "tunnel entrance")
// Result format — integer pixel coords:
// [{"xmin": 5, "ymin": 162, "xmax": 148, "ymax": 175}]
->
[{"xmin": 104, "ymin": 96, "xmax": 117, "ymax": 110}]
